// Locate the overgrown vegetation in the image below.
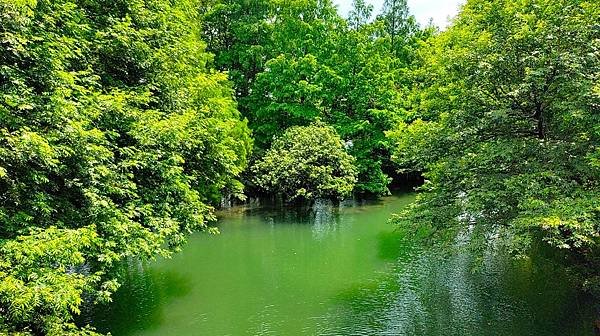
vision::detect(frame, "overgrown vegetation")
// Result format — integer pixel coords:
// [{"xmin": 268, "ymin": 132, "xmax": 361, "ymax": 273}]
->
[
  {"xmin": 1, "ymin": 0, "xmax": 599, "ymax": 334},
  {"xmin": 201, "ymin": 0, "xmax": 430, "ymax": 195},
  {"xmin": 0, "ymin": 0, "xmax": 250, "ymax": 334},
  {"xmin": 388, "ymin": 0, "xmax": 600, "ymax": 292}
]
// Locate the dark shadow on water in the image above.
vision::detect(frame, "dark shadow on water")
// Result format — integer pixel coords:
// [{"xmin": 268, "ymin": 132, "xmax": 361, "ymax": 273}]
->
[
  {"xmin": 221, "ymin": 195, "xmax": 392, "ymax": 221},
  {"xmin": 223, "ymin": 199, "xmax": 343, "ymax": 225},
  {"xmin": 328, "ymin": 245, "xmax": 597, "ymax": 336},
  {"xmin": 216, "ymin": 194, "xmax": 414, "ymax": 233},
  {"xmin": 80, "ymin": 260, "xmax": 193, "ymax": 335},
  {"xmin": 376, "ymin": 230, "xmax": 410, "ymax": 261}
]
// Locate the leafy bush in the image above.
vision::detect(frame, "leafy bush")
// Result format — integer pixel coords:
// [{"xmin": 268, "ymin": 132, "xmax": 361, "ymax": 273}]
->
[{"xmin": 252, "ymin": 124, "xmax": 357, "ymax": 202}]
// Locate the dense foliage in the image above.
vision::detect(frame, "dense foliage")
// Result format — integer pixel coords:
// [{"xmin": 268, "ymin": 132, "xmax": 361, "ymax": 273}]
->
[
  {"xmin": 252, "ymin": 123, "xmax": 357, "ymax": 202},
  {"xmin": 2, "ymin": 0, "xmax": 599, "ymax": 333},
  {"xmin": 0, "ymin": 0, "xmax": 251, "ymax": 334},
  {"xmin": 389, "ymin": 0, "xmax": 600, "ymax": 288},
  {"xmin": 201, "ymin": 0, "xmax": 429, "ymax": 195}
]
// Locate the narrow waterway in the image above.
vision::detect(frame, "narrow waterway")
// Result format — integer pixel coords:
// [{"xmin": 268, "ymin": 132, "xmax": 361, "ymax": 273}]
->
[{"xmin": 87, "ymin": 194, "xmax": 595, "ymax": 335}]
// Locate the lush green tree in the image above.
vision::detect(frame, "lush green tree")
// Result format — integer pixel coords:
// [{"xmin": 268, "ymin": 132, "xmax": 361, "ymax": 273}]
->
[
  {"xmin": 389, "ymin": 0, "xmax": 600, "ymax": 287},
  {"xmin": 329, "ymin": 17, "xmax": 417, "ymax": 194},
  {"xmin": 348, "ymin": 0, "xmax": 374, "ymax": 30},
  {"xmin": 201, "ymin": 0, "xmax": 274, "ymax": 100},
  {"xmin": 240, "ymin": 0, "xmax": 346, "ymax": 151},
  {"xmin": 202, "ymin": 0, "xmax": 425, "ymax": 195},
  {"xmin": 252, "ymin": 123, "xmax": 357, "ymax": 202},
  {"xmin": 377, "ymin": 0, "xmax": 419, "ymax": 60},
  {"xmin": 0, "ymin": 0, "xmax": 251, "ymax": 333}
]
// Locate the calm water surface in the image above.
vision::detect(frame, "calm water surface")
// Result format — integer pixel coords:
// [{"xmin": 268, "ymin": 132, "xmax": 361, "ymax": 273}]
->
[{"xmin": 88, "ymin": 194, "xmax": 595, "ymax": 335}]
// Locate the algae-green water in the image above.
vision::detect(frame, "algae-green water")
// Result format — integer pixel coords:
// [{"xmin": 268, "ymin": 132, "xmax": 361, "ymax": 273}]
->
[{"xmin": 87, "ymin": 194, "xmax": 595, "ymax": 335}]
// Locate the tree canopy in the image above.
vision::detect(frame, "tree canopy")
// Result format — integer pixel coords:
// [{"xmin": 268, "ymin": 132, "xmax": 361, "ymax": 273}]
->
[
  {"xmin": 388, "ymin": 0, "xmax": 600, "ymax": 288},
  {"xmin": 0, "ymin": 0, "xmax": 251, "ymax": 334},
  {"xmin": 2, "ymin": 0, "xmax": 600, "ymax": 333},
  {"xmin": 201, "ymin": 0, "xmax": 428, "ymax": 195}
]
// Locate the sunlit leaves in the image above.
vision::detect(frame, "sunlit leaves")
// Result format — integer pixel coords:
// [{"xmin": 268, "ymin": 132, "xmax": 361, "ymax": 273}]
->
[
  {"xmin": 389, "ymin": 0, "xmax": 600, "ymax": 274},
  {"xmin": 202, "ymin": 0, "xmax": 425, "ymax": 195},
  {"xmin": 252, "ymin": 123, "xmax": 357, "ymax": 201},
  {"xmin": 0, "ymin": 0, "xmax": 251, "ymax": 333}
]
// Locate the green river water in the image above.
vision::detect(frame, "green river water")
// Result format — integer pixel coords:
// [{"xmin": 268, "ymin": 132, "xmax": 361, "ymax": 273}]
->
[{"xmin": 87, "ymin": 194, "xmax": 596, "ymax": 335}]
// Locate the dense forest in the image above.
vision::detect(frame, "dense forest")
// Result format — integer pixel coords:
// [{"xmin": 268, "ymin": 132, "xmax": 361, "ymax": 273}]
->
[{"xmin": 0, "ymin": 0, "xmax": 598, "ymax": 334}]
